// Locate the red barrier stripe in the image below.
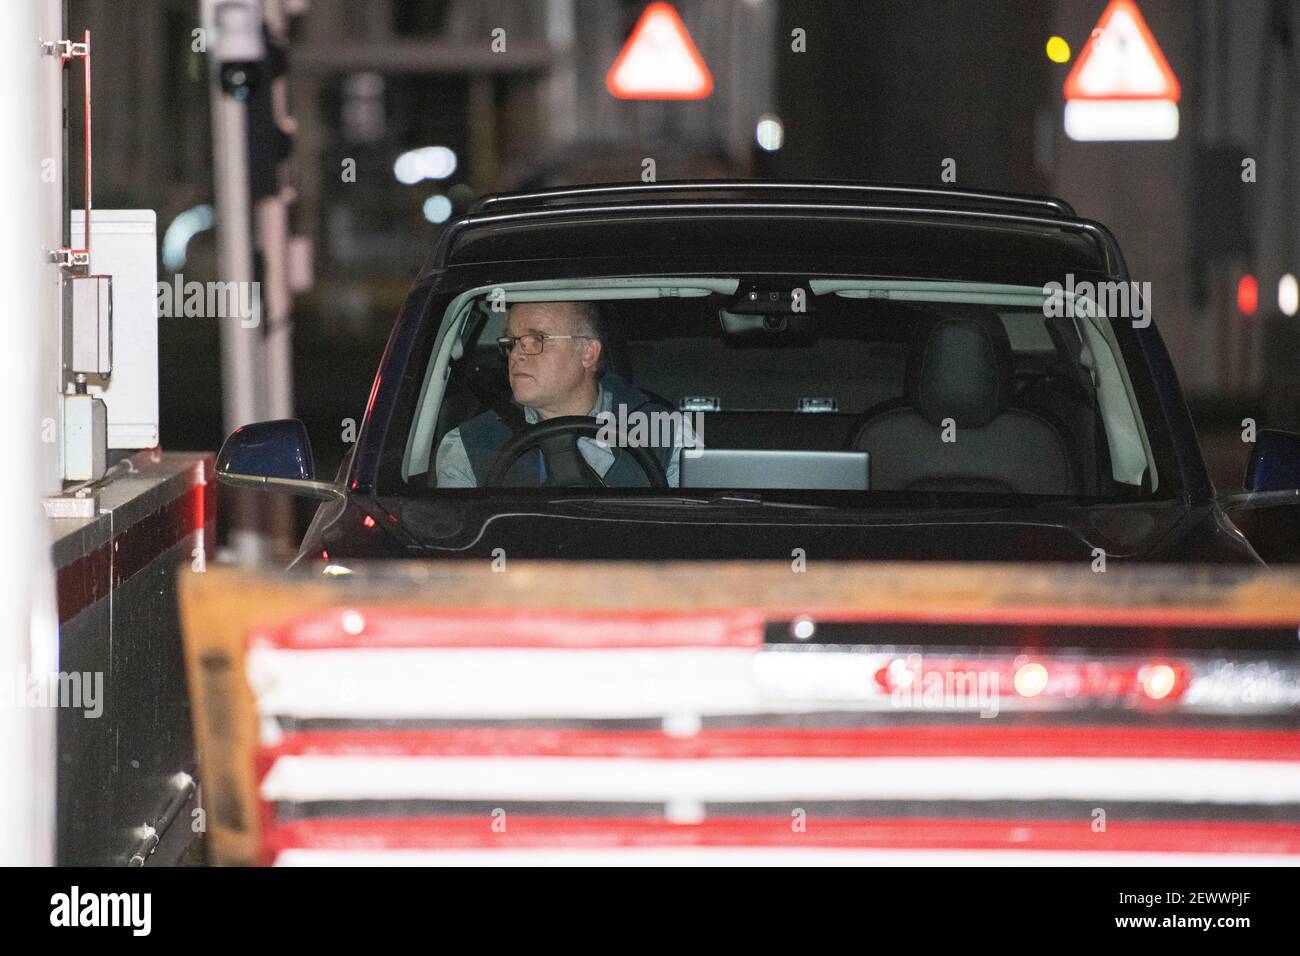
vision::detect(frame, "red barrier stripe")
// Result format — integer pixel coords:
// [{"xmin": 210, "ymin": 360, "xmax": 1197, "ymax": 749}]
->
[
  {"xmin": 255, "ymin": 726, "xmax": 1300, "ymax": 768},
  {"xmin": 261, "ymin": 817, "xmax": 1300, "ymax": 858},
  {"xmin": 257, "ymin": 607, "xmax": 765, "ymax": 650},
  {"xmin": 56, "ymin": 476, "xmax": 209, "ymax": 624},
  {"xmin": 255, "ymin": 604, "xmax": 1300, "ymax": 652},
  {"xmin": 56, "ymin": 541, "xmax": 112, "ymax": 626}
]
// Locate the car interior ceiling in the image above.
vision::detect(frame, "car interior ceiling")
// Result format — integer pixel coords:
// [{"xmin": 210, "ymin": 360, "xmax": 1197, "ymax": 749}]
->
[{"xmin": 432, "ymin": 291, "xmax": 1125, "ymax": 497}]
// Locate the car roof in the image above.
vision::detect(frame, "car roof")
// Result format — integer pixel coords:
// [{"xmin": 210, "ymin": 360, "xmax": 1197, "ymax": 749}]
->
[
  {"xmin": 468, "ymin": 180, "xmax": 1078, "ymax": 217},
  {"xmin": 420, "ymin": 180, "xmax": 1124, "ymax": 285}
]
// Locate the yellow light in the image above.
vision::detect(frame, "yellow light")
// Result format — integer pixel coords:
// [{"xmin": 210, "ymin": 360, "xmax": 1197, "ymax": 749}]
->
[
  {"xmin": 1046, "ymin": 36, "xmax": 1071, "ymax": 63},
  {"xmin": 1141, "ymin": 664, "xmax": 1178, "ymax": 700},
  {"xmin": 1014, "ymin": 662, "xmax": 1049, "ymax": 698}
]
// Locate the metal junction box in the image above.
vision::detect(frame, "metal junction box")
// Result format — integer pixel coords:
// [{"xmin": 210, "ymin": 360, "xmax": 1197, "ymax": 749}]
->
[
  {"xmin": 65, "ymin": 273, "xmax": 112, "ymax": 377},
  {"xmin": 70, "ymin": 210, "xmax": 159, "ymax": 449},
  {"xmin": 63, "ymin": 392, "xmax": 106, "ymax": 481}
]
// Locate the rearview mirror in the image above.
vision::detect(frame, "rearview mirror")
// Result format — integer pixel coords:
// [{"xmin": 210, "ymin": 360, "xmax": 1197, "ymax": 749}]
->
[
  {"xmin": 216, "ymin": 419, "xmax": 339, "ymax": 499},
  {"xmin": 1244, "ymin": 429, "xmax": 1300, "ymax": 493}
]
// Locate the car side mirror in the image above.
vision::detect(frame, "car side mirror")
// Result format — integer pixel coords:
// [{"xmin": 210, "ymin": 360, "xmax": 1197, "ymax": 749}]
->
[
  {"xmin": 1244, "ymin": 429, "xmax": 1300, "ymax": 493},
  {"xmin": 216, "ymin": 419, "xmax": 340, "ymax": 500}
]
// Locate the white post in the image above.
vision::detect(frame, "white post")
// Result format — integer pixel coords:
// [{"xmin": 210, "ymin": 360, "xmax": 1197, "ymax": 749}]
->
[
  {"xmin": 203, "ymin": 0, "xmax": 269, "ymax": 562},
  {"xmin": 544, "ymin": 0, "xmax": 578, "ymax": 148},
  {"xmin": 211, "ymin": 95, "xmax": 265, "ymax": 435},
  {"xmin": 0, "ymin": 0, "xmax": 62, "ymax": 866},
  {"xmin": 261, "ymin": 0, "xmax": 295, "ymax": 426},
  {"xmin": 257, "ymin": 197, "xmax": 295, "ymax": 422}
]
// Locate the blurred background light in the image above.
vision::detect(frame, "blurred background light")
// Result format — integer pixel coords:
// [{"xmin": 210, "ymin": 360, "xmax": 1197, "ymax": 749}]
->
[
  {"xmin": 1279, "ymin": 274, "xmax": 1298, "ymax": 317},
  {"xmin": 755, "ymin": 114, "xmax": 784, "ymax": 151},
  {"xmin": 1045, "ymin": 36, "xmax": 1071, "ymax": 63},
  {"xmin": 422, "ymin": 194, "xmax": 453, "ymax": 223},
  {"xmin": 1140, "ymin": 663, "xmax": 1179, "ymax": 700},
  {"xmin": 394, "ymin": 146, "xmax": 458, "ymax": 185},
  {"xmin": 161, "ymin": 204, "xmax": 215, "ymax": 272},
  {"xmin": 447, "ymin": 183, "xmax": 476, "ymax": 207},
  {"xmin": 1014, "ymin": 662, "xmax": 1049, "ymax": 698},
  {"xmin": 1238, "ymin": 274, "xmax": 1259, "ymax": 316}
]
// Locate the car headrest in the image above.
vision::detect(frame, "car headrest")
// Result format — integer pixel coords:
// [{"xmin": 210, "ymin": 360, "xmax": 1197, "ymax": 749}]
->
[{"xmin": 904, "ymin": 306, "xmax": 1014, "ymax": 429}]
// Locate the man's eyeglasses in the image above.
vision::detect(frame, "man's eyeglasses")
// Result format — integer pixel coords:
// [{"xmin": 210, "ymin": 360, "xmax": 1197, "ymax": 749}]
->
[{"xmin": 497, "ymin": 333, "xmax": 594, "ymax": 359}]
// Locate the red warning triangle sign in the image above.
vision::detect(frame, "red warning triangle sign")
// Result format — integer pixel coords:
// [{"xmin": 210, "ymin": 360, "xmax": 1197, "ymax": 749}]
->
[
  {"xmin": 1065, "ymin": 0, "xmax": 1179, "ymax": 101},
  {"xmin": 606, "ymin": 3, "xmax": 713, "ymax": 100}
]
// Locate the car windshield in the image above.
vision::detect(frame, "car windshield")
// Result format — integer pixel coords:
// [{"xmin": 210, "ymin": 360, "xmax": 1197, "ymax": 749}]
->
[{"xmin": 386, "ymin": 278, "xmax": 1167, "ymax": 505}]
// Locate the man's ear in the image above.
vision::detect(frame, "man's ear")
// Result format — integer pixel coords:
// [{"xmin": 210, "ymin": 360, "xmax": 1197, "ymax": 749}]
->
[{"xmin": 582, "ymin": 337, "xmax": 602, "ymax": 372}]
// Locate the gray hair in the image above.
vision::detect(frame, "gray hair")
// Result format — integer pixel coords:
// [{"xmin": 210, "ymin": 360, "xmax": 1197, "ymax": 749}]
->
[{"xmin": 571, "ymin": 300, "xmax": 611, "ymax": 377}]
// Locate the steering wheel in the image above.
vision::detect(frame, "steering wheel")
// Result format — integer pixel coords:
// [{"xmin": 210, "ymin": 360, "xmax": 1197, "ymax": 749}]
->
[{"xmin": 482, "ymin": 415, "xmax": 669, "ymax": 488}]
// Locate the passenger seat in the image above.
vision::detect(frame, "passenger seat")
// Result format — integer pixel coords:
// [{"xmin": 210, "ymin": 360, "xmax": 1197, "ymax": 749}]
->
[{"xmin": 849, "ymin": 307, "xmax": 1077, "ymax": 495}]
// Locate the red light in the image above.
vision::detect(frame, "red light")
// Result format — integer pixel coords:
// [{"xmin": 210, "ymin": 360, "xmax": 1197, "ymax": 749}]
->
[
  {"xmin": 1014, "ymin": 662, "xmax": 1049, "ymax": 697},
  {"xmin": 363, "ymin": 515, "xmax": 376, "ymax": 529},
  {"xmin": 321, "ymin": 549, "xmax": 329, "ymax": 560},
  {"xmin": 1139, "ymin": 662, "xmax": 1182, "ymax": 700},
  {"xmin": 192, "ymin": 465, "xmax": 206, "ymax": 534},
  {"xmin": 1238, "ymin": 274, "xmax": 1259, "ymax": 315},
  {"xmin": 874, "ymin": 655, "xmax": 1185, "ymax": 704}
]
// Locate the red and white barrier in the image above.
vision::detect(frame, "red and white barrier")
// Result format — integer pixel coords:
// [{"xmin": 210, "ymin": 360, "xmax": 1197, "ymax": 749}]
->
[{"xmin": 245, "ymin": 607, "xmax": 1300, "ymax": 866}]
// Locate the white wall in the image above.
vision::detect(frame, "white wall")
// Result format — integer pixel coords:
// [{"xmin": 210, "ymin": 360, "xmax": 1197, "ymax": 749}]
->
[{"xmin": 0, "ymin": 0, "xmax": 61, "ymax": 866}]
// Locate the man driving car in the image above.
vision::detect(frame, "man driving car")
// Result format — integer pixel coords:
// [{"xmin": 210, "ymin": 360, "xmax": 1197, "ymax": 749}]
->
[{"xmin": 435, "ymin": 300, "xmax": 682, "ymax": 487}]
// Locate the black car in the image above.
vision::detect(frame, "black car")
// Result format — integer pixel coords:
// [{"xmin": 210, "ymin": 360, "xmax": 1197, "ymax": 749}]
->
[{"xmin": 217, "ymin": 181, "xmax": 1300, "ymax": 566}]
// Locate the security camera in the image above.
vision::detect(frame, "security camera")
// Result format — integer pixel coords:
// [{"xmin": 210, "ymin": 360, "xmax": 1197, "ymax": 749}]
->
[
  {"xmin": 219, "ymin": 61, "xmax": 262, "ymax": 99},
  {"xmin": 205, "ymin": 0, "xmax": 266, "ymax": 98}
]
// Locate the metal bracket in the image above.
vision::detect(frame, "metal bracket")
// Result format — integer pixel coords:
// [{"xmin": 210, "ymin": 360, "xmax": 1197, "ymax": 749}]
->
[
  {"xmin": 41, "ymin": 38, "xmax": 89, "ymax": 60},
  {"xmin": 681, "ymin": 396, "xmax": 722, "ymax": 412},
  {"xmin": 48, "ymin": 248, "xmax": 90, "ymax": 274},
  {"xmin": 796, "ymin": 397, "xmax": 839, "ymax": 413},
  {"xmin": 42, "ymin": 489, "xmax": 100, "ymax": 519},
  {"xmin": 44, "ymin": 31, "xmax": 94, "ymax": 274}
]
